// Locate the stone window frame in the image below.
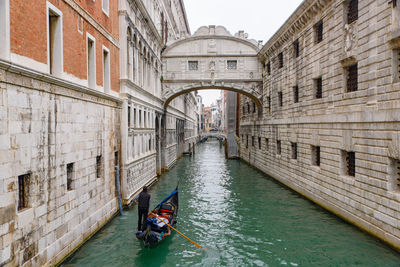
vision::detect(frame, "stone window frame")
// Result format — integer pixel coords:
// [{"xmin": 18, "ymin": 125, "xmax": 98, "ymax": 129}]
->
[
  {"xmin": 102, "ymin": 45, "xmax": 111, "ymax": 92},
  {"xmin": 293, "ymin": 85, "xmax": 299, "ymax": 103},
  {"xmin": 102, "ymin": 0, "xmax": 109, "ymax": 17},
  {"xmin": 0, "ymin": 0, "xmax": 10, "ymax": 60},
  {"xmin": 341, "ymin": 150, "xmax": 356, "ymax": 177},
  {"xmin": 311, "ymin": 145, "xmax": 321, "ymax": 167},
  {"xmin": 47, "ymin": 2, "xmax": 64, "ymax": 77},
  {"xmin": 66, "ymin": 163, "xmax": 75, "ymax": 191},
  {"xmin": 227, "ymin": 60, "xmax": 237, "ymax": 70},
  {"xmin": 17, "ymin": 173, "xmax": 31, "ymax": 211},
  {"xmin": 188, "ymin": 60, "xmax": 198, "ymax": 71},
  {"xmin": 314, "ymin": 77, "xmax": 323, "ymax": 99},
  {"xmin": 388, "ymin": 157, "xmax": 400, "ymax": 192},
  {"xmin": 314, "ymin": 20, "xmax": 323, "ymax": 44},
  {"xmin": 276, "ymin": 140, "xmax": 281, "ymax": 155},
  {"xmin": 86, "ymin": 32, "xmax": 96, "ymax": 89},
  {"xmin": 291, "ymin": 142, "xmax": 298, "ymax": 160},
  {"xmin": 278, "ymin": 91, "xmax": 283, "ymax": 107},
  {"xmin": 346, "ymin": 0, "xmax": 358, "ymax": 25}
]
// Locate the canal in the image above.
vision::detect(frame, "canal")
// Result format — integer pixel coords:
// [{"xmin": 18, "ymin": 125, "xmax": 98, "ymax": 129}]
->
[{"xmin": 62, "ymin": 141, "xmax": 400, "ymax": 266}]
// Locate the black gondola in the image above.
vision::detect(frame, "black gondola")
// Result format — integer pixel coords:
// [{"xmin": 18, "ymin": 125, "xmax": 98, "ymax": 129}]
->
[{"xmin": 135, "ymin": 187, "xmax": 178, "ymax": 247}]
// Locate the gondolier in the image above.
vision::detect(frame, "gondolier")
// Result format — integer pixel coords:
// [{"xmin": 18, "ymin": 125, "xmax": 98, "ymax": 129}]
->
[{"xmin": 137, "ymin": 186, "xmax": 151, "ymax": 231}]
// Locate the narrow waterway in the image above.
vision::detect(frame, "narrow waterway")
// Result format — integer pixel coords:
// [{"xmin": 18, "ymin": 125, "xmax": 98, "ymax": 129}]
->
[{"xmin": 62, "ymin": 141, "xmax": 400, "ymax": 266}]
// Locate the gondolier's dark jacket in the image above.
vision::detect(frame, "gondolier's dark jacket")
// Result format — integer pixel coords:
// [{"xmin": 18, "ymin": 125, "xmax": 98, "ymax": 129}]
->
[{"xmin": 138, "ymin": 191, "xmax": 150, "ymax": 209}]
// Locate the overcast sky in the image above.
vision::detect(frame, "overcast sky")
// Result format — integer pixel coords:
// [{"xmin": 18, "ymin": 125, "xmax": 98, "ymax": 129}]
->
[{"xmin": 183, "ymin": 0, "xmax": 304, "ymax": 106}]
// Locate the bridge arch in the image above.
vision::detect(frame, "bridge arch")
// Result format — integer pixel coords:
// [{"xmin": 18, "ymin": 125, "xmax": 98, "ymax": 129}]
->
[{"xmin": 161, "ymin": 25, "xmax": 263, "ymax": 114}]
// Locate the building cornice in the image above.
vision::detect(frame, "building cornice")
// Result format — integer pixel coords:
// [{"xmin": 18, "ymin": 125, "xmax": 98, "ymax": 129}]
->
[
  {"xmin": 0, "ymin": 59, "xmax": 122, "ymax": 106},
  {"xmin": 259, "ymin": 0, "xmax": 333, "ymax": 60}
]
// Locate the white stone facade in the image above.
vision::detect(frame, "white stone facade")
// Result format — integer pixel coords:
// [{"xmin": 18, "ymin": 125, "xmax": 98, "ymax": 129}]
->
[
  {"xmin": 241, "ymin": 0, "xmax": 400, "ymax": 250},
  {"xmin": 0, "ymin": 62, "xmax": 121, "ymax": 266}
]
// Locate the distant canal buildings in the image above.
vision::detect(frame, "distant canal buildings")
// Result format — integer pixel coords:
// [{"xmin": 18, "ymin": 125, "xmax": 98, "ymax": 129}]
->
[{"xmin": 1, "ymin": 0, "xmax": 400, "ymax": 265}]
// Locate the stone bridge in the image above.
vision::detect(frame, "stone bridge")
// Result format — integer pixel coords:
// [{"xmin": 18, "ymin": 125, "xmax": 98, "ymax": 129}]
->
[
  {"xmin": 201, "ymin": 131, "xmax": 227, "ymax": 139},
  {"xmin": 161, "ymin": 25, "xmax": 263, "ymax": 114}
]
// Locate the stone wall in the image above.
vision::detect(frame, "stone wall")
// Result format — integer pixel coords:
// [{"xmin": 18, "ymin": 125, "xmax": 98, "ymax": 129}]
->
[
  {"xmin": 0, "ymin": 64, "xmax": 121, "ymax": 266},
  {"xmin": 241, "ymin": 0, "xmax": 400, "ymax": 250}
]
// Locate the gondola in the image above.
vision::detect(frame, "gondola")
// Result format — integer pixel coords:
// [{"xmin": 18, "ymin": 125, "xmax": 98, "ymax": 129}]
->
[{"xmin": 135, "ymin": 187, "xmax": 178, "ymax": 247}]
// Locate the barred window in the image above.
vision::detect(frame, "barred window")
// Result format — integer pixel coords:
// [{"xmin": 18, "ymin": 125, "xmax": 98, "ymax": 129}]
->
[
  {"xmin": 227, "ymin": 60, "xmax": 237, "ymax": 70},
  {"xmin": 96, "ymin": 155, "xmax": 102, "ymax": 178},
  {"xmin": 347, "ymin": 0, "xmax": 358, "ymax": 24},
  {"xmin": 344, "ymin": 151, "xmax": 356, "ymax": 176},
  {"xmin": 246, "ymin": 135, "xmax": 249, "ymax": 148},
  {"xmin": 293, "ymin": 85, "xmax": 299, "ymax": 103},
  {"xmin": 242, "ymin": 105, "xmax": 245, "ymax": 115},
  {"xmin": 253, "ymin": 102, "xmax": 256, "ymax": 113},
  {"xmin": 247, "ymin": 103, "xmax": 250, "ymax": 113},
  {"xmin": 278, "ymin": 52, "xmax": 283, "ymax": 68},
  {"xmin": 277, "ymin": 140, "xmax": 281, "ymax": 155},
  {"xmin": 252, "ymin": 136, "xmax": 255, "ymax": 147},
  {"xmin": 314, "ymin": 21, "xmax": 323, "ymax": 43},
  {"xmin": 291, "ymin": 142, "xmax": 297, "ymax": 160},
  {"xmin": 314, "ymin": 77, "xmax": 323, "ymax": 99},
  {"xmin": 293, "ymin": 40, "xmax": 300, "ymax": 58},
  {"xmin": 67, "ymin": 163, "xmax": 74, "ymax": 191},
  {"xmin": 278, "ymin": 91, "xmax": 283, "ymax": 107},
  {"xmin": 390, "ymin": 158, "xmax": 400, "ymax": 191},
  {"xmin": 266, "ymin": 138, "xmax": 269, "ymax": 150},
  {"xmin": 267, "ymin": 96, "xmax": 271, "ymax": 113},
  {"xmin": 346, "ymin": 64, "xmax": 358, "ymax": 92},
  {"xmin": 266, "ymin": 62, "xmax": 271, "ymax": 75},
  {"xmin": 311, "ymin": 146, "xmax": 321, "ymax": 166},
  {"xmin": 18, "ymin": 173, "xmax": 30, "ymax": 211},
  {"xmin": 188, "ymin": 61, "xmax": 198, "ymax": 70},
  {"xmin": 258, "ymin": 137, "xmax": 261, "ymax": 149}
]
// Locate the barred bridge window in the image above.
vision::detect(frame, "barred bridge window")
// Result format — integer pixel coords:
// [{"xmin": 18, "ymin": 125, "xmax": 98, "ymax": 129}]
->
[
  {"xmin": 312, "ymin": 146, "xmax": 321, "ymax": 166},
  {"xmin": 346, "ymin": 64, "xmax": 358, "ymax": 92},
  {"xmin": 347, "ymin": 0, "xmax": 358, "ymax": 24},
  {"xmin": 188, "ymin": 61, "xmax": 198, "ymax": 70},
  {"xmin": 227, "ymin": 60, "xmax": 237, "ymax": 70},
  {"xmin": 392, "ymin": 158, "xmax": 400, "ymax": 191}
]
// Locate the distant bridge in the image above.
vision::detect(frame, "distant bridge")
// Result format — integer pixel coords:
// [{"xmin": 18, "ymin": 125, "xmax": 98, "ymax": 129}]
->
[{"xmin": 200, "ymin": 131, "xmax": 227, "ymax": 139}]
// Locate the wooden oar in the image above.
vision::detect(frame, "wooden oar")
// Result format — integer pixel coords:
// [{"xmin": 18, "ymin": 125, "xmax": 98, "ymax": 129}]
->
[{"xmin": 152, "ymin": 213, "xmax": 204, "ymax": 249}]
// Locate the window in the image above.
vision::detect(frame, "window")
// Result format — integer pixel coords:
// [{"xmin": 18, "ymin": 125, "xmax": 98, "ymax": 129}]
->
[
  {"xmin": 242, "ymin": 105, "xmax": 245, "ymax": 115},
  {"xmin": 267, "ymin": 96, "xmax": 271, "ymax": 113},
  {"xmin": 253, "ymin": 102, "xmax": 256, "ymax": 113},
  {"xmin": 188, "ymin": 61, "xmax": 198, "ymax": 70},
  {"xmin": 252, "ymin": 136, "xmax": 255, "ymax": 147},
  {"xmin": 291, "ymin": 142, "xmax": 297, "ymax": 160},
  {"xmin": 134, "ymin": 108, "xmax": 137, "ymax": 127},
  {"xmin": 347, "ymin": 0, "xmax": 358, "ymax": 24},
  {"xmin": 139, "ymin": 110, "xmax": 142, "ymax": 127},
  {"xmin": 293, "ymin": 39, "xmax": 300, "ymax": 58},
  {"xmin": 115, "ymin": 151, "xmax": 119, "ymax": 166},
  {"xmin": 343, "ymin": 151, "xmax": 355, "ymax": 176},
  {"xmin": 278, "ymin": 91, "xmax": 283, "ymax": 107},
  {"xmin": 48, "ymin": 3, "xmax": 63, "ymax": 76},
  {"xmin": 103, "ymin": 47, "xmax": 110, "ymax": 92},
  {"xmin": 87, "ymin": 34, "xmax": 96, "ymax": 89},
  {"xmin": 102, "ymin": 0, "xmax": 109, "ymax": 16},
  {"xmin": 67, "ymin": 163, "xmax": 74, "ymax": 190},
  {"xmin": 346, "ymin": 64, "xmax": 358, "ymax": 92},
  {"xmin": 265, "ymin": 138, "xmax": 269, "ymax": 150},
  {"xmin": 18, "ymin": 173, "xmax": 30, "ymax": 211},
  {"xmin": 247, "ymin": 103, "xmax": 250, "ymax": 113},
  {"xmin": 266, "ymin": 62, "xmax": 271, "ymax": 75},
  {"xmin": 277, "ymin": 140, "xmax": 281, "ymax": 155},
  {"xmin": 258, "ymin": 137, "xmax": 261, "ymax": 149},
  {"xmin": 314, "ymin": 20, "xmax": 323, "ymax": 43},
  {"xmin": 149, "ymin": 138, "xmax": 152, "ymax": 151},
  {"xmin": 389, "ymin": 158, "xmax": 400, "ymax": 191},
  {"xmin": 278, "ymin": 52, "xmax": 283, "ymax": 68},
  {"xmin": 246, "ymin": 135, "xmax": 248, "ymax": 148},
  {"xmin": 311, "ymin": 146, "xmax": 321, "ymax": 166},
  {"xmin": 293, "ymin": 85, "xmax": 299, "ymax": 103},
  {"xmin": 128, "ymin": 106, "xmax": 131, "ymax": 128},
  {"xmin": 314, "ymin": 77, "xmax": 323, "ymax": 99},
  {"xmin": 0, "ymin": 0, "xmax": 10, "ymax": 59},
  {"xmin": 227, "ymin": 60, "xmax": 237, "ymax": 70},
  {"xmin": 96, "ymin": 155, "xmax": 102, "ymax": 178}
]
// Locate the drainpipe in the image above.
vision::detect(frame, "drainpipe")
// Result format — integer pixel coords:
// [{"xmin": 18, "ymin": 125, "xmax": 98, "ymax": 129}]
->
[{"xmin": 115, "ymin": 166, "xmax": 123, "ymax": 215}]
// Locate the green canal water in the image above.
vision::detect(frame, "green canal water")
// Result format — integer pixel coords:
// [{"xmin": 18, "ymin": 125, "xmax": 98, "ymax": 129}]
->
[{"xmin": 62, "ymin": 141, "xmax": 400, "ymax": 266}]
